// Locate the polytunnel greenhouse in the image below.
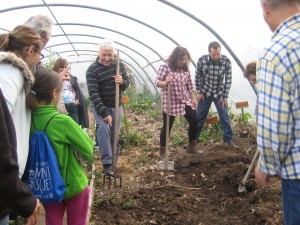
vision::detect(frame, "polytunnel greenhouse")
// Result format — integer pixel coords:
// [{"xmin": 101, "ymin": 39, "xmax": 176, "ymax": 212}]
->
[
  {"xmin": 1, "ymin": 1, "xmax": 286, "ymax": 225},
  {"xmin": 0, "ymin": 0, "xmax": 271, "ymax": 116}
]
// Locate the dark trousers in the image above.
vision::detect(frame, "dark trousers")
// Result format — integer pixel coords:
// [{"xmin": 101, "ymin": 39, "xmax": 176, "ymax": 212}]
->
[
  {"xmin": 65, "ymin": 103, "xmax": 80, "ymax": 125},
  {"xmin": 160, "ymin": 105, "xmax": 197, "ymax": 147}
]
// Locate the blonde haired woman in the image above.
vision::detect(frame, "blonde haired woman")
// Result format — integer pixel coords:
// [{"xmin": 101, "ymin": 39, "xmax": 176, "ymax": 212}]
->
[{"xmin": 0, "ymin": 25, "xmax": 43, "ymax": 224}]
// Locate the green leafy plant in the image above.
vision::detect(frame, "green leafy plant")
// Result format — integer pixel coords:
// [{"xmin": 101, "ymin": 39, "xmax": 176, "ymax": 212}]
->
[
  {"xmin": 134, "ymin": 155, "xmax": 148, "ymax": 167},
  {"xmin": 42, "ymin": 50, "xmax": 58, "ymax": 70},
  {"xmin": 95, "ymin": 199, "xmax": 106, "ymax": 207},
  {"xmin": 8, "ymin": 217, "xmax": 26, "ymax": 225},
  {"xmin": 127, "ymin": 130, "xmax": 147, "ymax": 147},
  {"xmin": 108, "ymin": 194, "xmax": 116, "ymax": 205},
  {"xmin": 122, "ymin": 197, "xmax": 135, "ymax": 207}
]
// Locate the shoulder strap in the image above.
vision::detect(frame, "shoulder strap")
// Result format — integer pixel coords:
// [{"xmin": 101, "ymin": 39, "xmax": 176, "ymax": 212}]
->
[
  {"xmin": 32, "ymin": 114, "xmax": 59, "ymax": 132},
  {"xmin": 44, "ymin": 114, "xmax": 59, "ymax": 132}
]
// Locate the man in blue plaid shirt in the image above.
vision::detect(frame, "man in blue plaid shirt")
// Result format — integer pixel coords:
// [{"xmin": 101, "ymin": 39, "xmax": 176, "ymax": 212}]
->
[
  {"xmin": 195, "ymin": 41, "xmax": 238, "ymax": 148},
  {"xmin": 255, "ymin": 0, "xmax": 300, "ymax": 224}
]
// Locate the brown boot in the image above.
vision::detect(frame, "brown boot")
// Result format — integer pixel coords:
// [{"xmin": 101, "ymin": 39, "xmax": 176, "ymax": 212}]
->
[
  {"xmin": 159, "ymin": 147, "xmax": 166, "ymax": 160},
  {"xmin": 187, "ymin": 142, "xmax": 204, "ymax": 155}
]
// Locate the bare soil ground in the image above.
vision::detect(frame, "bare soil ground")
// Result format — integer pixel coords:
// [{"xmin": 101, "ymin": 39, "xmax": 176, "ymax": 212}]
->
[{"xmin": 90, "ymin": 109, "xmax": 283, "ymax": 225}]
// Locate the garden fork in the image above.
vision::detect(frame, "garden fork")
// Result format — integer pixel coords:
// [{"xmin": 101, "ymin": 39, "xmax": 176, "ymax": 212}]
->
[{"xmin": 103, "ymin": 50, "xmax": 122, "ymax": 191}]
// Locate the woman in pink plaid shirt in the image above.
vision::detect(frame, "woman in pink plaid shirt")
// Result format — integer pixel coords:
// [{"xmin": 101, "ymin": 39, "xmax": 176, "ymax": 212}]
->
[{"xmin": 155, "ymin": 46, "xmax": 204, "ymax": 159}]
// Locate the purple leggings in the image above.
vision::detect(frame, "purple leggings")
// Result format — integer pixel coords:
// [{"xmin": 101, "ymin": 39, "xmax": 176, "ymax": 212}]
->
[{"xmin": 43, "ymin": 186, "xmax": 90, "ymax": 225}]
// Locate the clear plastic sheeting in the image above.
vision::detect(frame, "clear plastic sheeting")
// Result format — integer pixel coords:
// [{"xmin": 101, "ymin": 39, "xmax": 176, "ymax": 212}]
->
[{"xmin": 0, "ymin": 0, "xmax": 272, "ymax": 116}]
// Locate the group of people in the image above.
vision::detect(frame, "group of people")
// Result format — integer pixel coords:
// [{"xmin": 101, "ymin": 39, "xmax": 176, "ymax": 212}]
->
[
  {"xmin": 1, "ymin": 0, "xmax": 300, "ymax": 224},
  {"xmin": 0, "ymin": 15, "xmax": 93, "ymax": 225},
  {"xmin": 155, "ymin": 41, "xmax": 238, "ymax": 160},
  {"xmin": 155, "ymin": 0, "xmax": 300, "ymax": 224}
]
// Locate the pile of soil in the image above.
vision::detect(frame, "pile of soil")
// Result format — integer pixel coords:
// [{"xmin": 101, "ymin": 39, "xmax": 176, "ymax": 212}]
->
[{"xmin": 90, "ymin": 109, "xmax": 283, "ymax": 225}]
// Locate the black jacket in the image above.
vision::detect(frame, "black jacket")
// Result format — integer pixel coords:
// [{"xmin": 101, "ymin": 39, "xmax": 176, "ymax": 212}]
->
[
  {"xmin": 0, "ymin": 88, "xmax": 36, "ymax": 219},
  {"xmin": 70, "ymin": 75, "xmax": 89, "ymax": 128}
]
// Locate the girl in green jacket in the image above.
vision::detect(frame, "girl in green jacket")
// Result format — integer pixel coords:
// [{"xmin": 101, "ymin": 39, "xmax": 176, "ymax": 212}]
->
[{"xmin": 27, "ymin": 70, "xmax": 93, "ymax": 225}]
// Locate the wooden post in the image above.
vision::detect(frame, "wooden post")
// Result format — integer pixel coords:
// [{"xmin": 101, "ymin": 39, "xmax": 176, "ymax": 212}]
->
[{"xmin": 235, "ymin": 101, "xmax": 249, "ymax": 124}]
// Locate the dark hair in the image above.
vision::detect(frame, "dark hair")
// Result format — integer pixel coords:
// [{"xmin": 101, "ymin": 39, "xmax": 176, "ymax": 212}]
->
[
  {"xmin": 27, "ymin": 70, "xmax": 63, "ymax": 110},
  {"xmin": 208, "ymin": 41, "xmax": 221, "ymax": 52},
  {"xmin": 244, "ymin": 61, "xmax": 257, "ymax": 78},
  {"xmin": 0, "ymin": 25, "xmax": 43, "ymax": 57},
  {"xmin": 167, "ymin": 46, "xmax": 191, "ymax": 72},
  {"xmin": 52, "ymin": 58, "xmax": 68, "ymax": 72}
]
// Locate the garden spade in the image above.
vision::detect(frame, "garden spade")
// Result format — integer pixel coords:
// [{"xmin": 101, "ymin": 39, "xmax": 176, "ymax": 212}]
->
[
  {"xmin": 158, "ymin": 82, "xmax": 174, "ymax": 171},
  {"xmin": 103, "ymin": 50, "xmax": 122, "ymax": 190},
  {"xmin": 238, "ymin": 149, "xmax": 259, "ymax": 193}
]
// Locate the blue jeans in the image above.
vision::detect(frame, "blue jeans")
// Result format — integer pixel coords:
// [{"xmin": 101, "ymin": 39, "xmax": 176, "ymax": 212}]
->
[
  {"xmin": 196, "ymin": 96, "xmax": 233, "ymax": 143},
  {"xmin": 65, "ymin": 103, "xmax": 80, "ymax": 125},
  {"xmin": 282, "ymin": 178, "xmax": 300, "ymax": 225},
  {"xmin": 0, "ymin": 215, "xmax": 8, "ymax": 225},
  {"xmin": 92, "ymin": 105, "xmax": 122, "ymax": 166}
]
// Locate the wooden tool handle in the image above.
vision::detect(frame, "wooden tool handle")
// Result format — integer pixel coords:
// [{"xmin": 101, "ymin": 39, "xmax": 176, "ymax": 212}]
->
[
  {"xmin": 165, "ymin": 83, "xmax": 171, "ymax": 170},
  {"xmin": 112, "ymin": 50, "xmax": 120, "ymax": 174}
]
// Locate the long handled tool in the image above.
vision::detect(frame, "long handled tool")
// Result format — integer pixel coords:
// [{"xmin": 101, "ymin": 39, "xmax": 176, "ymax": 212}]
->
[
  {"xmin": 158, "ymin": 83, "xmax": 174, "ymax": 171},
  {"xmin": 112, "ymin": 50, "xmax": 120, "ymax": 175},
  {"xmin": 238, "ymin": 149, "xmax": 259, "ymax": 193},
  {"xmin": 103, "ymin": 50, "xmax": 122, "ymax": 190}
]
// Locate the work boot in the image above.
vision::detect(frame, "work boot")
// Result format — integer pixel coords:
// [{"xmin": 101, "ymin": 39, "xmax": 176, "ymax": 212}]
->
[
  {"xmin": 159, "ymin": 147, "xmax": 166, "ymax": 161},
  {"xmin": 187, "ymin": 142, "xmax": 204, "ymax": 155},
  {"xmin": 222, "ymin": 141, "xmax": 240, "ymax": 149},
  {"xmin": 102, "ymin": 164, "xmax": 113, "ymax": 175}
]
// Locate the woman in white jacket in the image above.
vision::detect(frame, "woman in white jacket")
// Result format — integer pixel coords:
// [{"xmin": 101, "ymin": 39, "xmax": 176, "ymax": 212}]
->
[
  {"xmin": 0, "ymin": 25, "xmax": 43, "ymax": 179},
  {"xmin": 0, "ymin": 25, "xmax": 43, "ymax": 225}
]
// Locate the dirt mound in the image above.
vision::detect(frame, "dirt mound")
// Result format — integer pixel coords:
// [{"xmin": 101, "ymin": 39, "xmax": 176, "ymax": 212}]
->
[{"xmin": 90, "ymin": 122, "xmax": 282, "ymax": 225}]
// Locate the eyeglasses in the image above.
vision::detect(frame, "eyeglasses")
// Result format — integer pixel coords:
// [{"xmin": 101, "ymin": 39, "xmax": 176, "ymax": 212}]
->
[{"xmin": 39, "ymin": 53, "xmax": 45, "ymax": 61}]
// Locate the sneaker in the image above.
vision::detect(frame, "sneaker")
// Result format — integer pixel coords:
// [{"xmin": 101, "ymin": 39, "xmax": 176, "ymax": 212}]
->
[{"xmin": 102, "ymin": 164, "xmax": 113, "ymax": 175}]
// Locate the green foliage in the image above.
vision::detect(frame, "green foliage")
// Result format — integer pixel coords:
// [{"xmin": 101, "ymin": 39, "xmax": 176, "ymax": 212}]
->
[
  {"xmin": 86, "ymin": 154, "xmax": 95, "ymax": 173},
  {"xmin": 172, "ymin": 135, "xmax": 185, "ymax": 146},
  {"xmin": 122, "ymin": 197, "xmax": 135, "ymax": 207},
  {"xmin": 144, "ymin": 131, "xmax": 154, "ymax": 139},
  {"xmin": 127, "ymin": 130, "xmax": 147, "ymax": 147},
  {"xmin": 95, "ymin": 199, "xmax": 106, "ymax": 207},
  {"xmin": 85, "ymin": 98, "xmax": 91, "ymax": 107},
  {"xmin": 147, "ymin": 109, "xmax": 161, "ymax": 120},
  {"xmin": 120, "ymin": 86, "xmax": 256, "ymax": 149},
  {"xmin": 108, "ymin": 194, "xmax": 116, "ymax": 205},
  {"xmin": 8, "ymin": 216, "xmax": 26, "ymax": 225},
  {"xmin": 134, "ymin": 155, "xmax": 149, "ymax": 167},
  {"xmin": 43, "ymin": 50, "xmax": 58, "ymax": 70},
  {"xmin": 198, "ymin": 121, "xmax": 223, "ymax": 142},
  {"xmin": 125, "ymin": 87, "xmax": 161, "ymax": 114},
  {"xmin": 232, "ymin": 112, "xmax": 252, "ymax": 124}
]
